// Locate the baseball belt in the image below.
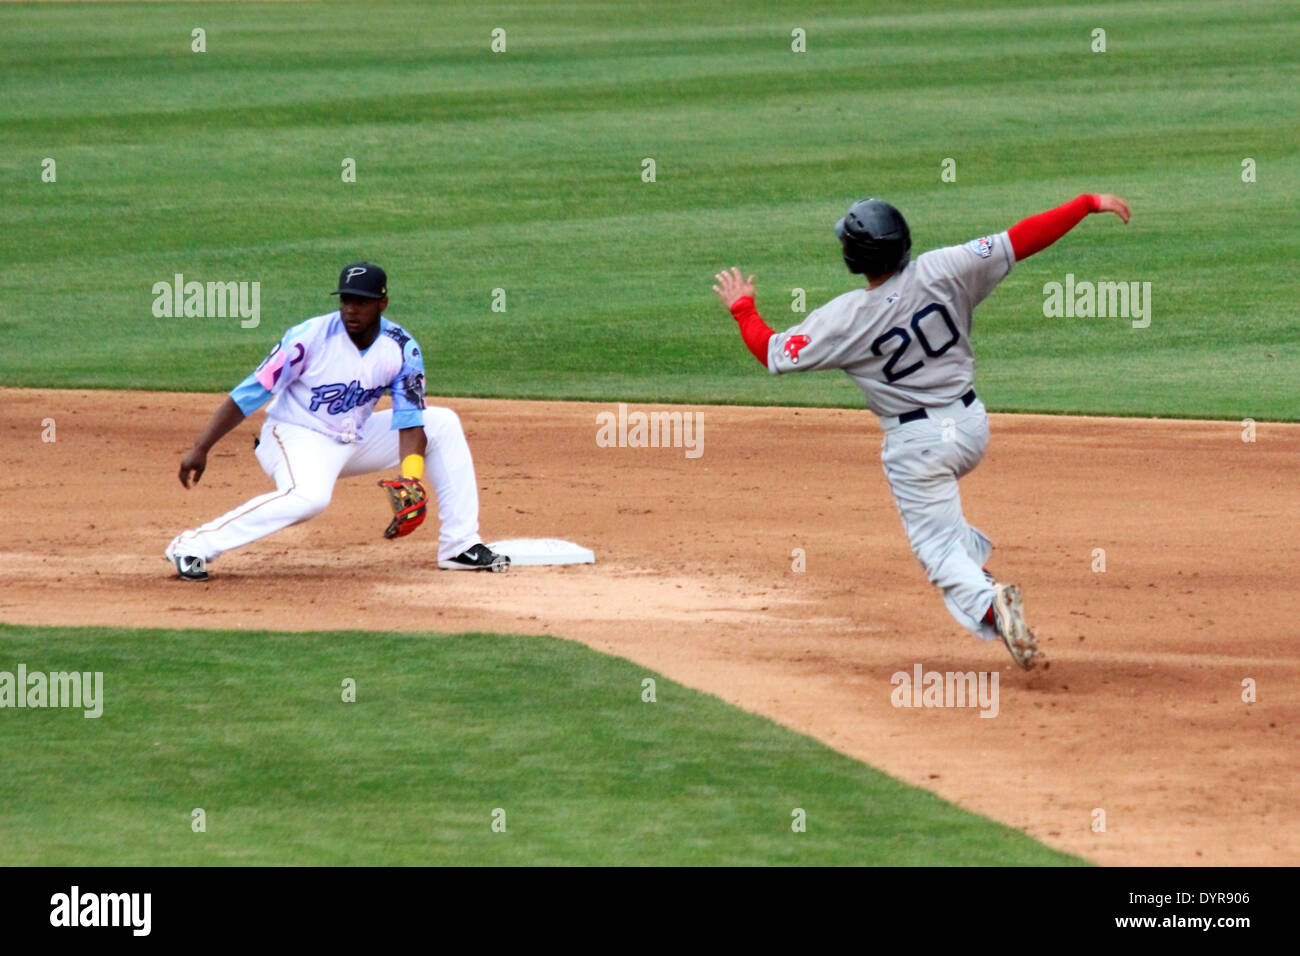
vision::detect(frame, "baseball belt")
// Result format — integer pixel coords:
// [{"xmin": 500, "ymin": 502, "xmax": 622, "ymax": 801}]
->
[{"xmin": 897, "ymin": 389, "xmax": 976, "ymax": 424}]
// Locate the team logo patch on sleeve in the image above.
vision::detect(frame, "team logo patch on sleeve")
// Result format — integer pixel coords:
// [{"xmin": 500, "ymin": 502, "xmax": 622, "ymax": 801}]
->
[
  {"xmin": 254, "ymin": 341, "xmax": 304, "ymax": 389},
  {"xmin": 968, "ymin": 236, "xmax": 995, "ymax": 259},
  {"xmin": 403, "ymin": 372, "xmax": 426, "ymax": 410},
  {"xmin": 382, "ymin": 326, "xmax": 412, "ymax": 350},
  {"xmin": 783, "ymin": 334, "xmax": 811, "ymax": 364},
  {"xmin": 255, "ymin": 346, "xmax": 286, "ymax": 389}
]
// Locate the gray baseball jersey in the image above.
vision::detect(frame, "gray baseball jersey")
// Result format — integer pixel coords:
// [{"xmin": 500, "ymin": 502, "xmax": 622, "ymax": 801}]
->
[{"xmin": 767, "ymin": 231, "xmax": 1015, "ymax": 415}]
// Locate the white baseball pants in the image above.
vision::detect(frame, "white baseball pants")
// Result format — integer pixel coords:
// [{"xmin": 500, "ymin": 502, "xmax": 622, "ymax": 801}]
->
[
  {"xmin": 879, "ymin": 396, "xmax": 999, "ymax": 640},
  {"xmin": 169, "ymin": 408, "xmax": 483, "ymax": 564}
]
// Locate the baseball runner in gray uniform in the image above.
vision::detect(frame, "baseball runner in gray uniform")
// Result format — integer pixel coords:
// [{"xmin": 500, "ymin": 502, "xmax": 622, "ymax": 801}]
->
[{"xmin": 713, "ymin": 193, "xmax": 1131, "ymax": 669}]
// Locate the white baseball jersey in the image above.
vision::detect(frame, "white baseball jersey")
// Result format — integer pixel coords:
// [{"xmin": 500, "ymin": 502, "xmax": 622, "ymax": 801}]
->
[
  {"xmin": 230, "ymin": 312, "xmax": 426, "ymax": 441},
  {"xmin": 767, "ymin": 232, "xmax": 1015, "ymax": 416}
]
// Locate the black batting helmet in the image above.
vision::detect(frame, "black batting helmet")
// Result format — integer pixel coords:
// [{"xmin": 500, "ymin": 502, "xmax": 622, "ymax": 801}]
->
[{"xmin": 835, "ymin": 199, "xmax": 911, "ymax": 276}]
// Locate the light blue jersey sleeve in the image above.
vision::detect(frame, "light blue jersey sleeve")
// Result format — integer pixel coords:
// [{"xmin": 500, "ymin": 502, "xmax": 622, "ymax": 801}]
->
[
  {"xmin": 230, "ymin": 373, "xmax": 272, "ymax": 415},
  {"xmin": 230, "ymin": 321, "xmax": 312, "ymax": 415},
  {"xmin": 389, "ymin": 330, "xmax": 426, "ymax": 430}
]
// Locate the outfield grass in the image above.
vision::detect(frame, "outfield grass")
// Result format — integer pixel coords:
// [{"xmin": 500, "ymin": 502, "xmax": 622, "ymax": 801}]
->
[
  {"xmin": 0, "ymin": 624, "xmax": 1081, "ymax": 865},
  {"xmin": 1, "ymin": 0, "xmax": 1296, "ymax": 418}
]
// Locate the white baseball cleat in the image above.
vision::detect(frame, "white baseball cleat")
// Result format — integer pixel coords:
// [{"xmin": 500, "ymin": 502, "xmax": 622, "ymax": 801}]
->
[{"xmin": 992, "ymin": 583, "xmax": 1038, "ymax": 670}]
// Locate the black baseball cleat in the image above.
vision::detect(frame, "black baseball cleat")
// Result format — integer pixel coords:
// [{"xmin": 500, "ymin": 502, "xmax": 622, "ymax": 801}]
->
[
  {"xmin": 438, "ymin": 543, "xmax": 510, "ymax": 572},
  {"xmin": 173, "ymin": 554, "xmax": 209, "ymax": 582}
]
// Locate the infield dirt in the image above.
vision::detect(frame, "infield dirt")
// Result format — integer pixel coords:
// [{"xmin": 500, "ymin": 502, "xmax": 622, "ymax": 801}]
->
[{"xmin": 2, "ymin": 388, "xmax": 1296, "ymax": 865}]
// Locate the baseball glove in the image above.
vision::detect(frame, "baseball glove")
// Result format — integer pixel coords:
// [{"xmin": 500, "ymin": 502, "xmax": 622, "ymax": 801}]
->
[{"xmin": 377, "ymin": 476, "xmax": 427, "ymax": 539}]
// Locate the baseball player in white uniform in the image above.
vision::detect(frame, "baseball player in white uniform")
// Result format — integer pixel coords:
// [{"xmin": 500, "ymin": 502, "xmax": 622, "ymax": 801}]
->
[
  {"xmin": 713, "ymin": 193, "xmax": 1131, "ymax": 668},
  {"xmin": 165, "ymin": 262, "xmax": 509, "ymax": 580}
]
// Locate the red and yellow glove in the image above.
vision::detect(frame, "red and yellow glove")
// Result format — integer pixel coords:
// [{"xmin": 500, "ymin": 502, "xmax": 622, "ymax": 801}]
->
[{"xmin": 378, "ymin": 454, "xmax": 427, "ymax": 539}]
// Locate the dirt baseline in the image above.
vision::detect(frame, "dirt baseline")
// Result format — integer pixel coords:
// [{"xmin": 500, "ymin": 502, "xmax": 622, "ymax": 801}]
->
[{"xmin": 2, "ymin": 388, "xmax": 1297, "ymax": 865}]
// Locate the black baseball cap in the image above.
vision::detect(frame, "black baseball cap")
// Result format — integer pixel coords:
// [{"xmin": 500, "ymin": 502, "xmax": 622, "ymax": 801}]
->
[{"xmin": 330, "ymin": 262, "xmax": 387, "ymax": 299}]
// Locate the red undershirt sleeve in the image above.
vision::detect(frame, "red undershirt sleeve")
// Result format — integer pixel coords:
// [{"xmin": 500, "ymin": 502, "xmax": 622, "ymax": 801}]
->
[
  {"xmin": 1007, "ymin": 194, "xmax": 1101, "ymax": 261},
  {"xmin": 728, "ymin": 296, "xmax": 775, "ymax": 367}
]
